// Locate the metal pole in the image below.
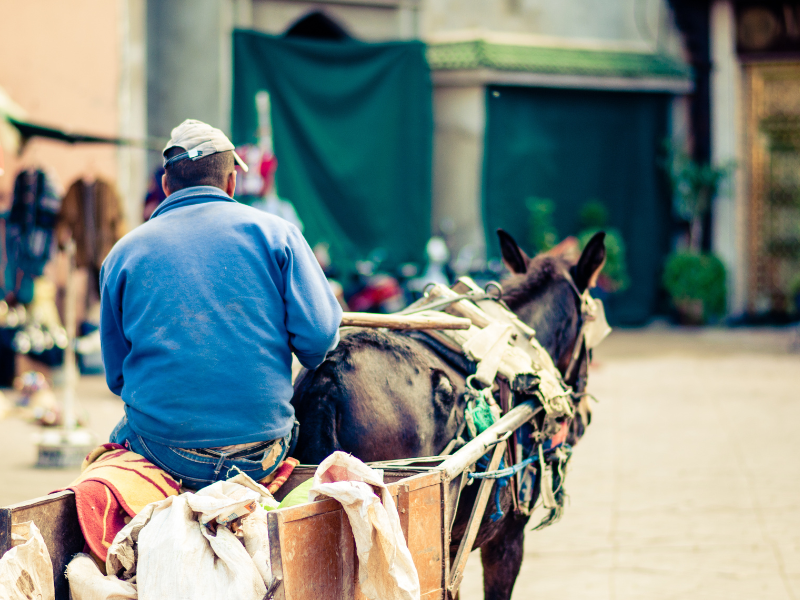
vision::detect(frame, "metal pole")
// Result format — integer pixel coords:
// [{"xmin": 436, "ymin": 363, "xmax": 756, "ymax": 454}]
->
[
  {"xmin": 35, "ymin": 238, "xmax": 94, "ymax": 467},
  {"xmin": 439, "ymin": 401, "xmax": 538, "ymax": 480},
  {"xmin": 62, "ymin": 239, "xmax": 77, "ymax": 432}
]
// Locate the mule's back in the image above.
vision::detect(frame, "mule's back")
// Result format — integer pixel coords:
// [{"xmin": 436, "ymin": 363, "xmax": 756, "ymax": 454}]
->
[{"xmin": 291, "ymin": 328, "xmax": 466, "ymax": 463}]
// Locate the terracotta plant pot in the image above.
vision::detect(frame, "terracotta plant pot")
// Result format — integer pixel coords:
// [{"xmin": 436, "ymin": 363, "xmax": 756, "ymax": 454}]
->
[{"xmin": 674, "ymin": 298, "xmax": 705, "ymax": 326}]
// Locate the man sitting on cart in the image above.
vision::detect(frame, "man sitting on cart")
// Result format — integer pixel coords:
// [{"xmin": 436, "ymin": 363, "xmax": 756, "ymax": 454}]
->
[{"xmin": 100, "ymin": 119, "xmax": 342, "ymax": 489}]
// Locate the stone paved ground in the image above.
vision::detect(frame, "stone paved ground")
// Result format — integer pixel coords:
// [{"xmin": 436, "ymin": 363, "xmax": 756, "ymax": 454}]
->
[
  {"xmin": 462, "ymin": 326, "xmax": 800, "ymax": 600},
  {"xmin": 1, "ymin": 327, "xmax": 798, "ymax": 599}
]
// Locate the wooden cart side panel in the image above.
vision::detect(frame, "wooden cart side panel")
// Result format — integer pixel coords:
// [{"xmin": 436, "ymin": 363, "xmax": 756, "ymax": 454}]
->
[
  {"xmin": 267, "ymin": 510, "xmax": 285, "ymax": 600},
  {"xmin": 274, "ymin": 497, "xmax": 344, "ymax": 523},
  {"xmin": 340, "ymin": 514, "xmax": 357, "ymax": 600},
  {"xmin": 400, "ymin": 478, "xmax": 445, "ymax": 597},
  {"xmin": 269, "ymin": 501, "xmax": 355, "ymax": 600},
  {"xmin": 385, "ymin": 470, "xmax": 444, "ymax": 494},
  {"xmin": 1, "ymin": 491, "xmax": 84, "ymax": 600},
  {"xmin": 273, "ymin": 467, "xmax": 443, "ymax": 503},
  {"xmin": 268, "ymin": 471, "xmax": 445, "ymax": 600}
]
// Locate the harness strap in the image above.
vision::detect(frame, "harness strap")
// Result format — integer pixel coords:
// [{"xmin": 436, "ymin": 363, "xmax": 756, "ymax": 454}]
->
[
  {"xmin": 563, "ymin": 275, "xmax": 589, "ymax": 383},
  {"xmin": 398, "ymin": 289, "xmax": 501, "ymax": 316}
]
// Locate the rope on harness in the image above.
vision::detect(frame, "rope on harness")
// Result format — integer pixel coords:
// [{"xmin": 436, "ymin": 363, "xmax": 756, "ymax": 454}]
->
[
  {"xmin": 470, "ymin": 443, "xmax": 569, "ymax": 523},
  {"xmin": 490, "ymin": 474, "xmax": 508, "ymax": 522},
  {"xmin": 467, "ymin": 455, "xmax": 536, "ymax": 480},
  {"xmin": 531, "ymin": 444, "xmax": 573, "ymax": 531}
]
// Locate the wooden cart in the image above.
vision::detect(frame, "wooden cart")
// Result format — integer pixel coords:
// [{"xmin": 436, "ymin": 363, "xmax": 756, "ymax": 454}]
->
[{"xmin": 1, "ymin": 402, "xmax": 537, "ymax": 600}]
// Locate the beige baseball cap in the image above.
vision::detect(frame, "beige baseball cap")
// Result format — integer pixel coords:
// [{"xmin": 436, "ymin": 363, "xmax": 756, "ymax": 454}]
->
[{"xmin": 162, "ymin": 119, "xmax": 248, "ymax": 172}]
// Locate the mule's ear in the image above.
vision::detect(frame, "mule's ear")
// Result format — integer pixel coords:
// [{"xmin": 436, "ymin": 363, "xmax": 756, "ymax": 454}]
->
[
  {"xmin": 574, "ymin": 232, "xmax": 606, "ymax": 292},
  {"xmin": 497, "ymin": 229, "xmax": 529, "ymax": 275}
]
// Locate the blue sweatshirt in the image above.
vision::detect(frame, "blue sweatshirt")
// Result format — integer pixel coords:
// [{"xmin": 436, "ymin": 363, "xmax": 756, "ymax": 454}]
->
[{"xmin": 100, "ymin": 186, "xmax": 342, "ymax": 448}]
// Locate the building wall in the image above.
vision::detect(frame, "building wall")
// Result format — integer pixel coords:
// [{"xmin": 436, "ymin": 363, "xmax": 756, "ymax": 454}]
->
[
  {"xmin": 710, "ymin": 0, "xmax": 747, "ymax": 316},
  {"xmin": 145, "ymin": 0, "xmax": 688, "ymax": 269},
  {"xmin": 250, "ymin": 0, "xmax": 417, "ymax": 39},
  {"xmin": 0, "ymin": 0, "xmax": 121, "ymax": 206},
  {"xmin": 145, "ymin": 0, "xmax": 418, "ymax": 160},
  {"xmin": 118, "ymin": 0, "xmax": 148, "ymax": 229},
  {"xmin": 432, "ymin": 87, "xmax": 485, "ymax": 253},
  {"xmin": 147, "ymin": 0, "xmax": 232, "ymax": 145},
  {"xmin": 424, "ymin": 0, "xmax": 687, "ymax": 259},
  {"xmin": 420, "ymin": 0, "xmax": 685, "ymax": 55}
]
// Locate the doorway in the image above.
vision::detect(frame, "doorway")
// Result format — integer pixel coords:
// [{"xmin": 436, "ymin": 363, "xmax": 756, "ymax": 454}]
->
[{"xmin": 744, "ymin": 61, "xmax": 800, "ymax": 314}]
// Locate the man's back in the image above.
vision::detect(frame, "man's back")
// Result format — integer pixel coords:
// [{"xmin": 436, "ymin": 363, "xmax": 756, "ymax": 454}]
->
[{"xmin": 100, "ymin": 186, "xmax": 342, "ymax": 448}]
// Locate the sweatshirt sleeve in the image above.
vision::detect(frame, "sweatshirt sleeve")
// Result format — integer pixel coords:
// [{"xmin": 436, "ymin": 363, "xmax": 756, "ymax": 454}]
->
[
  {"xmin": 99, "ymin": 265, "xmax": 131, "ymax": 396},
  {"xmin": 280, "ymin": 226, "xmax": 343, "ymax": 370}
]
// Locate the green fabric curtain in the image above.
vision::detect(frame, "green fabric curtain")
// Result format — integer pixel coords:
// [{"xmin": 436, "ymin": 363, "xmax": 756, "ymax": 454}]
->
[
  {"xmin": 232, "ymin": 31, "xmax": 433, "ymax": 270},
  {"xmin": 483, "ymin": 86, "xmax": 671, "ymax": 325}
]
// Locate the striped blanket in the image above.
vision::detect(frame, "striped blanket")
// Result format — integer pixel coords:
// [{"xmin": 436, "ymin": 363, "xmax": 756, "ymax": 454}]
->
[{"xmin": 60, "ymin": 443, "xmax": 181, "ymax": 563}]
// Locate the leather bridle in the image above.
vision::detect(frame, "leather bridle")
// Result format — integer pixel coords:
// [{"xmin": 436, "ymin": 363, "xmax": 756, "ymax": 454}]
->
[{"xmin": 562, "ymin": 274, "xmax": 594, "ymax": 392}]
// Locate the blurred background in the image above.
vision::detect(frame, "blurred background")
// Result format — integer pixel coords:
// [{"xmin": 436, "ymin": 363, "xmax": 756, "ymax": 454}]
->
[
  {"xmin": 5, "ymin": 0, "xmax": 800, "ymax": 329},
  {"xmin": 0, "ymin": 1, "xmax": 798, "ymax": 598}
]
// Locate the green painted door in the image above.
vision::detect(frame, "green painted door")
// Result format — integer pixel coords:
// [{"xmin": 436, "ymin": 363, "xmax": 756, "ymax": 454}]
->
[{"xmin": 483, "ymin": 86, "xmax": 672, "ymax": 325}]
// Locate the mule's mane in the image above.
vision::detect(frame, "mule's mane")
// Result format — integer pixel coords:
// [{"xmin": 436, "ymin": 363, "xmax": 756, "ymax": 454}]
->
[{"xmin": 501, "ymin": 255, "xmax": 571, "ymax": 310}]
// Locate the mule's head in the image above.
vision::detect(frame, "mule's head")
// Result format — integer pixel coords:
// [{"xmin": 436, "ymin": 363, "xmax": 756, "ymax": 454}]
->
[{"xmin": 496, "ymin": 229, "xmax": 607, "ymax": 444}]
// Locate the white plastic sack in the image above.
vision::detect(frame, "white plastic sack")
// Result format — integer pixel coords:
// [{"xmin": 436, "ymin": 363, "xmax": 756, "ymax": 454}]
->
[
  {"xmin": 226, "ymin": 467, "xmax": 279, "ymax": 510},
  {"xmin": 66, "ymin": 553, "xmax": 136, "ymax": 600},
  {"xmin": 105, "ymin": 481, "xmax": 272, "ymax": 600},
  {"xmin": 184, "ymin": 479, "xmax": 261, "ymax": 528},
  {"xmin": 0, "ymin": 521, "xmax": 54, "ymax": 600},
  {"xmin": 106, "ymin": 502, "xmax": 157, "ymax": 582},
  {"xmin": 239, "ymin": 505, "xmax": 271, "ymax": 587},
  {"xmin": 222, "ymin": 468, "xmax": 276, "ymax": 583},
  {"xmin": 310, "ymin": 452, "xmax": 420, "ymax": 600}
]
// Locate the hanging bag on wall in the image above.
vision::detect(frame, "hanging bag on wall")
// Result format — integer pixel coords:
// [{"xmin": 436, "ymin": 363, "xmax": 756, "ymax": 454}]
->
[{"xmin": 4, "ymin": 169, "xmax": 61, "ymax": 303}]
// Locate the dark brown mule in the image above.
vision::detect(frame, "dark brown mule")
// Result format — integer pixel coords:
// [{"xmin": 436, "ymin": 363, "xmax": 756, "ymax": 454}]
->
[{"xmin": 291, "ymin": 230, "xmax": 606, "ymax": 600}]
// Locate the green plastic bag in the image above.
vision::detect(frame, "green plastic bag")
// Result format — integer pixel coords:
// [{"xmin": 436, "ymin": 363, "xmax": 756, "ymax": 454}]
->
[
  {"xmin": 465, "ymin": 392, "xmax": 497, "ymax": 438},
  {"xmin": 276, "ymin": 477, "xmax": 315, "ymax": 509}
]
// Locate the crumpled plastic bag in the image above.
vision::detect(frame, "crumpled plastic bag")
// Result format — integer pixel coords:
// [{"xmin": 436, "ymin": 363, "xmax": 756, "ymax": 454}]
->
[
  {"xmin": 0, "ymin": 521, "xmax": 54, "ymax": 600},
  {"xmin": 104, "ymin": 480, "xmax": 272, "ymax": 600},
  {"xmin": 277, "ymin": 478, "xmax": 314, "ymax": 509},
  {"xmin": 310, "ymin": 452, "xmax": 420, "ymax": 600},
  {"xmin": 66, "ymin": 553, "xmax": 136, "ymax": 600}
]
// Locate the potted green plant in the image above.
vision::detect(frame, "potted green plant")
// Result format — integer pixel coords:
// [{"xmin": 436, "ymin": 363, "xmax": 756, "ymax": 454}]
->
[
  {"xmin": 663, "ymin": 252, "xmax": 727, "ymax": 324},
  {"xmin": 666, "ymin": 149, "xmax": 734, "ymax": 253},
  {"xmin": 663, "ymin": 148, "xmax": 734, "ymax": 323},
  {"xmin": 576, "ymin": 200, "xmax": 629, "ymax": 294}
]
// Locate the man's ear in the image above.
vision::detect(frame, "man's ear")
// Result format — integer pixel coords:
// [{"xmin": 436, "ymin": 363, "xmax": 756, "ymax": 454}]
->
[
  {"xmin": 161, "ymin": 173, "xmax": 171, "ymax": 197},
  {"xmin": 573, "ymin": 232, "xmax": 606, "ymax": 292},
  {"xmin": 225, "ymin": 171, "xmax": 237, "ymax": 199},
  {"xmin": 497, "ymin": 229, "xmax": 530, "ymax": 275}
]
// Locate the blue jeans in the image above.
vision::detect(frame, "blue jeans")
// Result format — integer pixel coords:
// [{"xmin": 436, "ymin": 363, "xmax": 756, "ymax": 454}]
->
[{"xmin": 110, "ymin": 416, "xmax": 292, "ymax": 490}]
